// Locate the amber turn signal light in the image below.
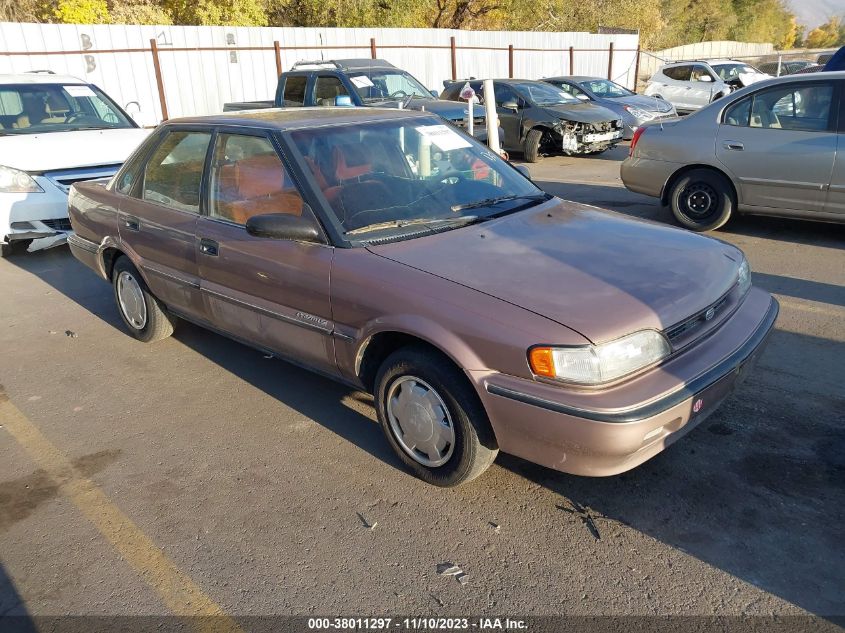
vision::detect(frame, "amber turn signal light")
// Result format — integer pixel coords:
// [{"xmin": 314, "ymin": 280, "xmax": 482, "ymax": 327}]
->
[{"xmin": 528, "ymin": 347, "xmax": 555, "ymax": 378}]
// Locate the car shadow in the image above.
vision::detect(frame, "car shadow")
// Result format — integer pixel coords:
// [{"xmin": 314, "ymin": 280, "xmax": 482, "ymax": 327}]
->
[
  {"xmin": 0, "ymin": 564, "xmax": 36, "ymax": 631},
  {"xmin": 4, "ymin": 246, "xmax": 404, "ymax": 476}
]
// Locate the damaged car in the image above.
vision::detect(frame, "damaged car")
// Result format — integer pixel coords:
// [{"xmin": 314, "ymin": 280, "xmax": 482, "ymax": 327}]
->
[
  {"xmin": 0, "ymin": 73, "xmax": 149, "ymax": 257},
  {"xmin": 441, "ymin": 79, "xmax": 623, "ymax": 162}
]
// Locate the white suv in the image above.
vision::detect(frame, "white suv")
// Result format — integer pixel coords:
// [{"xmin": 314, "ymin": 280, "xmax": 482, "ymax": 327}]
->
[
  {"xmin": 0, "ymin": 73, "xmax": 150, "ymax": 256},
  {"xmin": 644, "ymin": 60, "xmax": 770, "ymax": 114}
]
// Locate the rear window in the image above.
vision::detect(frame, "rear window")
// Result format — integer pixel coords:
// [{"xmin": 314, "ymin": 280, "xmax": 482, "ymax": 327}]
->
[{"xmin": 282, "ymin": 76, "xmax": 307, "ymax": 107}]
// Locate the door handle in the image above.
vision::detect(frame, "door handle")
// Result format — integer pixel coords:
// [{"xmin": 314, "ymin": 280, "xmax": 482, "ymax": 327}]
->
[
  {"xmin": 199, "ymin": 238, "xmax": 219, "ymax": 257},
  {"xmin": 123, "ymin": 216, "xmax": 140, "ymax": 231},
  {"xmin": 723, "ymin": 141, "xmax": 744, "ymax": 151}
]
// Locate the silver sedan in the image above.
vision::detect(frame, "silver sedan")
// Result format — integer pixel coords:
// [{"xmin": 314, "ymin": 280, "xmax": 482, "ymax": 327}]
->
[{"xmin": 621, "ymin": 71, "xmax": 845, "ymax": 231}]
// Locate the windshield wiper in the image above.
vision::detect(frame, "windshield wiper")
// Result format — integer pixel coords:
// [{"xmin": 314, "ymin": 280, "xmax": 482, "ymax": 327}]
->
[
  {"xmin": 345, "ymin": 215, "xmax": 481, "ymax": 236},
  {"xmin": 450, "ymin": 193, "xmax": 548, "ymax": 213}
]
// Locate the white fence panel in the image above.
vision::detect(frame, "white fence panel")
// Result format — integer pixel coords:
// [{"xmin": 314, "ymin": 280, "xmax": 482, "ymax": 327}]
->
[{"xmin": 1, "ymin": 22, "xmax": 639, "ymax": 122}]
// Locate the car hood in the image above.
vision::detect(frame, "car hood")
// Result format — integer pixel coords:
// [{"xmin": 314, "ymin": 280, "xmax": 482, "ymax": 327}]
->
[
  {"xmin": 0, "ymin": 128, "xmax": 151, "ymax": 172},
  {"xmin": 370, "ymin": 98, "xmax": 483, "ymax": 120},
  {"xmin": 368, "ymin": 200, "xmax": 743, "ymax": 343},
  {"xmin": 609, "ymin": 94, "xmax": 675, "ymax": 113},
  {"xmin": 540, "ymin": 102, "xmax": 620, "ymax": 123},
  {"xmin": 737, "ymin": 72, "xmax": 769, "ymax": 87}
]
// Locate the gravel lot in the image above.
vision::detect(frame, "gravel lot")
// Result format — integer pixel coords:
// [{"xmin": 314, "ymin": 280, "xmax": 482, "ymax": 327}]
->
[{"xmin": 1, "ymin": 145, "xmax": 843, "ymax": 628}]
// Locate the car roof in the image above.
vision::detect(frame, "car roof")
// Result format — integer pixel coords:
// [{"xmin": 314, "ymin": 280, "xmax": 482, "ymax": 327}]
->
[
  {"xmin": 544, "ymin": 76, "xmax": 604, "ymax": 83},
  {"xmin": 0, "ymin": 73, "xmax": 87, "ymax": 85},
  {"xmin": 290, "ymin": 59, "xmax": 397, "ymax": 72},
  {"xmin": 166, "ymin": 107, "xmax": 435, "ymax": 130}
]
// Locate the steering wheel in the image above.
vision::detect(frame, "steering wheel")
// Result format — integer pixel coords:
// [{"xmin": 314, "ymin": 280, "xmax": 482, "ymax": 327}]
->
[
  {"xmin": 65, "ymin": 112, "xmax": 91, "ymax": 124},
  {"xmin": 437, "ymin": 170, "xmax": 467, "ymax": 185},
  {"xmin": 389, "ymin": 90, "xmax": 409, "ymax": 99}
]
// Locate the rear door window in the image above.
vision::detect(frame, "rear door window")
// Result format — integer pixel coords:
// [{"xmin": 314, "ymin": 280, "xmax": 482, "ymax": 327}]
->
[
  {"xmin": 282, "ymin": 76, "xmax": 307, "ymax": 107},
  {"xmin": 142, "ymin": 130, "xmax": 211, "ymax": 213},
  {"xmin": 724, "ymin": 83, "xmax": 835, "ymax": 131},
  {"xmin": 664, "ymin": 65, "xmax": 692, "ymax": 81}
]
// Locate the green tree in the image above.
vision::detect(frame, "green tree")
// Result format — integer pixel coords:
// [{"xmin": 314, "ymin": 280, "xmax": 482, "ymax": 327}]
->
[
  {"xmin": 656, "ymin": 0, "xmax": 737, "ymax": 47},
  {"xmin": 805, "ymin": 16, "xmax": 844, "ymax": 48},
  {"xmin": 109, "ymin": 0, "xmax": 174, "ymax": 24},
  {"xmin": 54, "ymin": 0, "xmax": 110, "ymax": 22}
]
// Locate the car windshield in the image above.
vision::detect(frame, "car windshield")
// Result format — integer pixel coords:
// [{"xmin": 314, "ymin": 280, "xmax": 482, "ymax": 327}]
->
[
  {"xmin": 348, "ymin": 71, "xmax": 431, "ymax": 102},
  {"xmin": 0, "ymin": 83, "xmax": 133, "ymax": 135},
  {"xmin": 514, "ymin": 82, "xmax": 579, "ymax": 106},
  {"xmin": 711, "ymin": 63, "xmax": 762, "ymax": 80},
  {"xmin": 290, "ymin": 116, "xmax": 547, "ymax": 242},
  {"xmin": 579, "ymin": 79, "xmax": 633, "ymax": 98}
]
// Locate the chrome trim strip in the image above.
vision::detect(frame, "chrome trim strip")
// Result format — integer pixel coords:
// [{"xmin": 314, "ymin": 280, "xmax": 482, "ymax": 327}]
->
[
  {"xmin": 486, "ymin": 298, "xmax": 778, "ymax": 424},
  {"xmin": 739, "ymin": 177, "xmax": 826, "ymax": 191},
  {"xmin": 201, "ymin": 286, "xmax": 332, "ymax": 334},
  {"xmin": 143, "ymin": 265, "xmax": 200, "ymax": 290},
  {"xmin": 67, "ymin": 233, "xmax": 98, "ymax": 253}
]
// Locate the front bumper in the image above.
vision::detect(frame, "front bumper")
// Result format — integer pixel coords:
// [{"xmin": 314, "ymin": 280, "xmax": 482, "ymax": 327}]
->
[
  {"xmin": 1, "ymin": 175, "xmax": 71, "ymax": 242},
  {"xmin": 473, "ymin": 289, "xmax": 778, "ymax": 476}
]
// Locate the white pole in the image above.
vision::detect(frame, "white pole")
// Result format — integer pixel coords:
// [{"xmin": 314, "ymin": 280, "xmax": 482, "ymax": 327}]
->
[
  {"xmin": 419, "ymin": 135, "xmax": 431, "ymax": 178},
  {"xmin": 776, "ymin": 54, "xmax": 782, "ymax": 76},
  {"xmin": 467, "ymin": 98, "xmax": 474, "ymax": 137},
  {"xmin": 483, "ymin": 79, "xmax": 500, "ymax": 155}
]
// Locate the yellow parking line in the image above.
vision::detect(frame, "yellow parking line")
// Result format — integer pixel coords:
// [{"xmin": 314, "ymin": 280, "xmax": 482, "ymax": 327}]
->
[{"xmin": 0, "ymin": 395, "xmax": 243, "ymax": 633}]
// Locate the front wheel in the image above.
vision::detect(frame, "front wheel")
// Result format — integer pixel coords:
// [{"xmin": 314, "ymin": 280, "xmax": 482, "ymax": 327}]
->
[
  {"xmin": 522, "ymin": 128, "xmax": 545, "ymax": 163},
  {"xmin": 112, "ymin": 256, "xmax": 175, "ymax": 342},
  {"xmin": 669, "ymin": 169, "xmax": 734, "ymax": 231},
  {"xmin": 374, "ymin": 346, "xmax": 498, "ymax": 487}
]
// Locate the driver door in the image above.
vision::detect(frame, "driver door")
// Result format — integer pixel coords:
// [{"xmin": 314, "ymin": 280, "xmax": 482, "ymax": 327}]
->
[
  {"xmin": 492, "ymin": 82, "xmax": 523, "ymax": 152},
  {"xmin": 197, "ymin": 130, "xmax": 337, "ymax": 374}
]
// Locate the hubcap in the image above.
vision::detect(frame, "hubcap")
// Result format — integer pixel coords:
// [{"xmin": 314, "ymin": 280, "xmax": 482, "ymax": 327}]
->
[
  {"xmin": 682, "ymin": 183, "xmax": 718, "ymax": 218},
  {"xmin": 116, "ymin": 271, "xmax": 147, "ymax": 330},
  {"xmin": 386, "ymin": 376, "xmax": 455, "ymax": 467}
]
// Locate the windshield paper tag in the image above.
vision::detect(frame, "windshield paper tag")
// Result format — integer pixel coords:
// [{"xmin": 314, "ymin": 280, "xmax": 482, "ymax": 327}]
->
[
  {"xmin": 350, "ymin": 75, "xmax": 374, "ymax": 88},
  {"xmin": 63, "ymin": 85, "xmax": 96, "ymax": 98},
  {"xmin": 416, "ymin": 125, "xmax": 472, "ymax": 151}
]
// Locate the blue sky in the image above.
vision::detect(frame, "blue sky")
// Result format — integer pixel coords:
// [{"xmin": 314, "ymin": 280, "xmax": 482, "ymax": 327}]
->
[{"xmin": 786, "ymin": 0, "xmax": 843, "ymax": 27}]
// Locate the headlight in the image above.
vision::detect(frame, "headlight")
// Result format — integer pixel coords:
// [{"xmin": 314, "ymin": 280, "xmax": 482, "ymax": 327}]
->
[
  {"xmin": 529, "ymin": 330, "xmax": 671, "ymax": 385},
  {"xmin": 737, "ymin": 257, "xmax": 751, "ymax": 296},
  {"xmin": 0, "ymin": 165, "xmax": 43, "ymax": 193},
  {"xmin": 623, "ymin": 105, "xmax": 654, "ymax": 121}
]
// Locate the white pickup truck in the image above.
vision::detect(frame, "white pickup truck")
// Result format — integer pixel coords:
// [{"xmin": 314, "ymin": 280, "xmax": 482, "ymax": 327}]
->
[{"xmin": 0, "ymin": 73, "xmax": 150, "ymax": 256}]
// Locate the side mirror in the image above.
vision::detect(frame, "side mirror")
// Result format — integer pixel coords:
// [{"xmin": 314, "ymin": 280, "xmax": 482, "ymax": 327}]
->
[
  {"xmin": 576, "ymin": 94, "xmax": 590, "ymax": 101},
  {"xmin": 513, "ymin": 164, "xmax": 531, "ymax": 180},
  {"xmin": 430, "ymin": 89, "xmax": 439, "ymax": 98},
  {"xmin": 698, "ymin": 75, "xmax": 713, "ymax": 83},
  {"xmin": 501, "ymin": 100, "xmax": 519, "ymax": 111},
  {"xmin": 245, "ymin": 212, "xmax": 322, "ymax": 243},
  {"xmin": 335, "ymin": 95, "xmax": 353, "ymax": 106}
]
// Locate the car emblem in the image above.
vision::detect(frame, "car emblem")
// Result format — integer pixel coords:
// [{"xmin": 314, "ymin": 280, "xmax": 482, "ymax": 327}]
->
[
  {"xmin": 704, "ymin": 307, "xmax": 716, "ymax": 321},
  {"xmin": 693, "ymin": 399, "xmax": 703, "ymax": 413}
]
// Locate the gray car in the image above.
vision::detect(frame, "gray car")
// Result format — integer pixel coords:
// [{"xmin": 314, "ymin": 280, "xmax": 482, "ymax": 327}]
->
[
  {"xmin": 621, "ymin": 72, "xmax": 845, "ymax": 231},
  {"xmin": 543, "ymin": 76, "xmax": 677, "ymax": 139}
]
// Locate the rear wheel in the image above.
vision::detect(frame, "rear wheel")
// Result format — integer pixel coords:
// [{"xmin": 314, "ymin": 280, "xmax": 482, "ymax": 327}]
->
[
  {"xmin": 523, "ymin": 128, "xmax": 545, "ymax": 163},
  {"xmin": 112, "ymin": 256, "xmax": 175, "ymax": 342},
  {"xmin": 669, "ymin": 169, "xmax": 734, "ymax": 231},
  {"xmin": 374, "ymin": 346, "xmax": 498, "ymax": 487}
]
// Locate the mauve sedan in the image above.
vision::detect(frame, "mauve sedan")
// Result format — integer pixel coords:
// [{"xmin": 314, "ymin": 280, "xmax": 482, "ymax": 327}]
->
[
  {"xmin": 544, "ymin": 76, "xmax": 678, "ymax": 139},
  {"xmin": 67, "ymin": 108, "xmax": 777, "ymax": 487}
]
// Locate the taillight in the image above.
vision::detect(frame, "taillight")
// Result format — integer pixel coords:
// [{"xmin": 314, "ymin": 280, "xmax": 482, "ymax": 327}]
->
[{"xmin": 629, "ymin": 126, "xmax": 647, "ymax": 156}]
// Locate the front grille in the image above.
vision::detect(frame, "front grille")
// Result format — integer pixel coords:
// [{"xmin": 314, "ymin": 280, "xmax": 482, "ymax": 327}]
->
[
  {"xmin": 588, "ymin": 121, "xmax": 615, "ymax": 133},
  {"xmin": 44, "ymin": 164, "xmax": 122, "ymax": 194},
  {"xmin": 42, "ymin": 218, "xmax": 72, "ymax": 231},
  {"xmin": 452, "ymin": 116, "xmax": 485, "ymax": 129},
  {"xmin": 665, "ymin": 294, "xmax": 730, "ymax": 343}
]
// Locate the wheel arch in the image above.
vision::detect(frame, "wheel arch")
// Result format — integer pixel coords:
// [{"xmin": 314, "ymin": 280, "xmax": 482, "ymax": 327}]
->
[{"xmin": 661, "ymin": 164, "xmax": 739, "ymax": 207}]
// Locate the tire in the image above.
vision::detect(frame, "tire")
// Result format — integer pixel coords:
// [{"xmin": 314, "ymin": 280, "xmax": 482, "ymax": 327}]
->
[
  {"xmin": 374, "ymin": 346, "xmax": 498, "ymax": 487},
  {"xmin": 523, "ymin": 128, "xmax": 544, "ymax": 163},
  {"xmin": 112, "ymin": 256, "xmax": 175, "ymax": 342},
  {"xmin": 669, "ymin": 168, "xmax": 734, "ymax": 232}
]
